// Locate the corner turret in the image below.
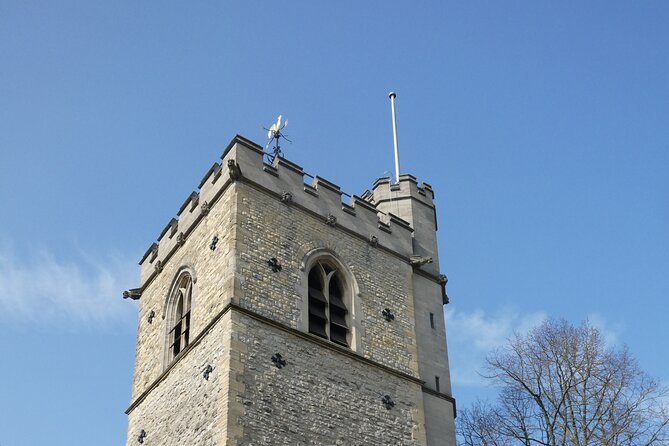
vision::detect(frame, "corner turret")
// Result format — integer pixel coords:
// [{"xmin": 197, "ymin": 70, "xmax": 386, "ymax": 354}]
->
[{"xmin": 371, "ymin": 174, "xmax": 440, "ymax": 276}]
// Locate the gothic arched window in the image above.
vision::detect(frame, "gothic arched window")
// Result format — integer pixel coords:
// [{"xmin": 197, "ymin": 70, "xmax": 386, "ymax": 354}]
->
[
  {"xmin": 308, "ymin": 260, "xmax": 350, "ymax": 347},
  {"xmin": 166, "ymin": 271, "xmax": 192, "ymax": 363}
]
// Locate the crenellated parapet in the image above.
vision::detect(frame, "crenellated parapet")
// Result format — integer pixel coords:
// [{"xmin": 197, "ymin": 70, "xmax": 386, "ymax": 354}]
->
[
  {"xmin": 371, "ymin": 172, "xmax": 440, "ymax": 275},
  {"xmin": 137, "ymin": 134, "xmax": 436, "ymax": 289},
  {"xmin": 371, "ymin": 175, "xmax": 435, "ymax": 210}
]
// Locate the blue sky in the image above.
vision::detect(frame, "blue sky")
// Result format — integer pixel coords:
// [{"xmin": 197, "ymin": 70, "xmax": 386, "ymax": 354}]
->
[{"xmin": 1, "ymin": 2, "xmax": 668, "ymax": 445}]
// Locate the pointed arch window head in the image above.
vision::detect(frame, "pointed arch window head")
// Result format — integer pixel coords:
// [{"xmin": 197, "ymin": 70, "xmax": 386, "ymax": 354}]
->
[
  {"xmin": 168, "ymin": 272, "xmax": 192, "ymax": 362},
  {"xmin": 308, "ymin": 260, "xmax": 350, "ymax": 347}
]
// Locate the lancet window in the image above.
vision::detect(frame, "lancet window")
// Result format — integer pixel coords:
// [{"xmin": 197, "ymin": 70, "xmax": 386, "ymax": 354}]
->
[
  {"xmin": 167, "ymin": 271, "xmax": 192, "ymax": 362},
  {"xmin": 308, "ymin": 260, "xmax": 349, "ymax": 347}
]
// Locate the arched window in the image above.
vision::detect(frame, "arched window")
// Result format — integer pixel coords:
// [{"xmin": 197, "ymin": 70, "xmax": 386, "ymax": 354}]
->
[
  {"xmin": 308, "ymin": 260, "xmax": 350, "ymax": 347},
  {"xmin": 166, "ymin": 271, "xmax": 193, "ymax": 363}
]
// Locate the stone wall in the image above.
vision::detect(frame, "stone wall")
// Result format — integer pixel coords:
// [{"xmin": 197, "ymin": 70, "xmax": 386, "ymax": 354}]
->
[
  {"xmin": 130, "ymin": 185, "xmax": 237, "ymax": 399},
  {"xmin": 125, "ymin": 135, "xmax": 456, "ymax": 446},
  {"xmin": 227, "ymin": 311, "xmax": 428, "ymax": 446},
  {"xmin": 234, "ymin": 181, "xmax": 420, "ymax": 377},
  {"xmin": 125, "ymin": 311, "xmax": 232, "ymax": 446}
]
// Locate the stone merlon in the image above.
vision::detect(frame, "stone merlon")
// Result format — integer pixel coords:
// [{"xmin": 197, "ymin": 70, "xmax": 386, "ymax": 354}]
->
[{"xmin": 136, "ymin": 134, "xmax": 439, "ymax": 288}]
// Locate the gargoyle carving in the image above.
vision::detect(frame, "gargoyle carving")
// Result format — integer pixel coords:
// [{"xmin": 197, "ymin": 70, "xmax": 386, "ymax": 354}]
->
[
  {"xmin": 325, "ymin": 214, "xmax": 337, "ymax": 227},
  {"xmin": 409, "ymin": 255, "xmax": 433, "ymax": 267},
  {"xmin": 123, "ymin": 288, "xmax": 142, "ymax": 300},
  {"xmin": 227, "ymin": 159, "xmax": 242, "ymax": 181},
  {"xmin": 281, "ymin": 191, "xmax": 293, "ymax": 203},
  {"xmin": 438, "ymin": 274, "xmax": 449, "ymax": 305}
]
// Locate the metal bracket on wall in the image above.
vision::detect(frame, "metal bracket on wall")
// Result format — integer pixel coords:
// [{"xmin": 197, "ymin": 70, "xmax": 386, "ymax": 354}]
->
[
  {"xmin": 203, "ymin": 364, "xmax": 213, "ymax": 380},
  {"xmin": 382, "ymin": 395, "xmax": 395, "ymax": 410},
  {"xmin": 271, "ymin": 353, "xmax": 287, "ymax": 369},
  {"xmin": 267, "ymin": 258, "xmax": 282, "ymax": 272}
]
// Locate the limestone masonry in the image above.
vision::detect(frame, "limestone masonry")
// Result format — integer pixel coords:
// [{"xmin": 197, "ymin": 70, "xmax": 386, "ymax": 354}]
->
[{"xmin": 124, "ymin": 135, "xmax": 456, "ymax": 445}]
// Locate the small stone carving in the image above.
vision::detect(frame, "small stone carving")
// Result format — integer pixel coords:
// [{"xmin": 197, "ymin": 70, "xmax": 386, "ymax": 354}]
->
[
  {"xmin": 200, "ymin": 201, "xmax": 211, "ymax": 216},
  {"xmin": 325, "ymin": 214, "xmax": 337, "ymax": 227},
  {"xmin": 280, "ymin": 191, "xmax": 293, "ymax": 203},
  {"xmin": 438, "ymin": 274, "xmax": 449, "ymax": 305},
  {"xmin": 409, "ymin": 255, "xmax": 433, "ymax": 267},
  {"xmin": 227, "ymin": 159, "xmax": 242, "ymax": 181},
  {"xmin": 369, "ymin": 235, "xmax": 379, "ymax": 247},
  {"xmin": 123, "ymin": 288, "xmax": 142, "ymax": 300},
  {"xmin": 176, "ymin": 232, "xmax": 186, "ymax": 246},
  {"xmin": 154, "ymin": 260, "xmax": 163, "ymax": 274},
  {"xmin": 138, "ymin": 430, "xmax": 146, "ymax": 444},
  {"xmin": 147, "ymin": 310, "xmax": 155, "ymax": 324}
]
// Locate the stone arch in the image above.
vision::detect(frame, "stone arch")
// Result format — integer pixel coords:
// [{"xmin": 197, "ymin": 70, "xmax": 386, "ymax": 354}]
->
[
  {"xmin": 297, "ymin": 247, "xmax": 363, "ymax": 354},
  {"xmin": 162, "ymin": 266, "xmax": 197, "ymax": 368}
]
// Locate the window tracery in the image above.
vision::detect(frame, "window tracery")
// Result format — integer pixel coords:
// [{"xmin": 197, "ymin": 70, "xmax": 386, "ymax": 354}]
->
[
  {"xmin": 166, "ymin": 271, "xmax": 193, "ymax": 363},
  {"xmin": 308, "ymin": 260, "xmax": 350, "ymax": 347}
]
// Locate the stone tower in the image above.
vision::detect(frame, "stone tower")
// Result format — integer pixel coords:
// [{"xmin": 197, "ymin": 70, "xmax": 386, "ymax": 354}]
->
[{"xmin": 124, "ymin": 135, "xmax": 456, "ymax": 445}]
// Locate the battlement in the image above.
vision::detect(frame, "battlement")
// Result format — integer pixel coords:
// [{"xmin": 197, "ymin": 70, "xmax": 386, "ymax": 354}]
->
[
  {"xmin": 137, "ymin": 134, "xmax": 442, "ymax": 288},
  {"xmin": 371, "ymin": 174, "xmax": 435, "ymax": 209}
]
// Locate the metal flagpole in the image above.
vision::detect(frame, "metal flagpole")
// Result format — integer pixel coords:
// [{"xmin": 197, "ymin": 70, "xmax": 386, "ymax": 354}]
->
[{"xmin": 389, "ymin": 92, "xmax": 400, "ymax": 184}]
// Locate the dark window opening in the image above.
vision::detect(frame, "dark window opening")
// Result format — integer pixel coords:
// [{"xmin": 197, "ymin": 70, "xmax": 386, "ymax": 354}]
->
[
  {"xmin": 308, "ymin": 261, "xmax": 349, "ymax": 347},
  {"xmin": 435, "ymin": 376, "xmax": 441, "ymax": 393},
  {"xmin": 430, "ymin": 312, "xmax": 435, "ymax": 329},
  {"xmin": 169, "ymin": 274, "xmax": 192, "ymax": 362}
]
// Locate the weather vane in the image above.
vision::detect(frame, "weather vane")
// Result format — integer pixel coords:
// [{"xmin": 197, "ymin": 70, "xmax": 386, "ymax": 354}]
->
[{"xmin": 263, "ymin": 114, "xmax": 291, "ymax": 163}]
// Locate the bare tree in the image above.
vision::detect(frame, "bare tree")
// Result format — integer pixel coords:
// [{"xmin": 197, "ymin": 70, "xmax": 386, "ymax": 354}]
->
[{"xmin": 458, "ymin": 319, "xmax": 669, "ymax": 446}]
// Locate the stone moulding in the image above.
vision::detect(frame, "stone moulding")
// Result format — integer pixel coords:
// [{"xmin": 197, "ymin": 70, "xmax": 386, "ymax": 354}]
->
[
  {"xmin": 157, "ymin": 218, "xmax": 178, "ymax": 243},
  {"xmin": 136, "ymin": 134, "xmax": 440, "ymax": 289},
  {"xmin": 124, "ymin": 301, "xmax": 444, "ymax": 416}
]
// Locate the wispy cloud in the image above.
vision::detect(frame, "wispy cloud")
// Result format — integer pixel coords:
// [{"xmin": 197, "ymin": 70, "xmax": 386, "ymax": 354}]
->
[
  {"xmin": 444, "ymin": 308, "xmax": 547, "ymax": 387},
  {"xmin": 0, "ymin": 246, "xmax": 138, "ymax": 331},
  {"xmin": 587, "ymin": 312, "xmax": 622, "ymax": 348}
]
